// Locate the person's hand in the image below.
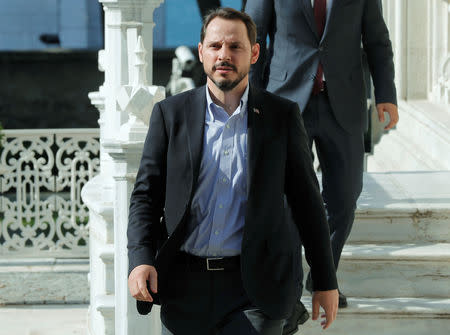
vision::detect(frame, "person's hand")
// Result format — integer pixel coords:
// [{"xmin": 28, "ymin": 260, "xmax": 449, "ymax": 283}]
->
[
  {"xmin": 311, "ymin": 289, "xmax": 338, "ymax": 330},
  {"xmin": 376, "ymin": 102, "xmax": 399, "ymax": 130},
  {"xmin": 128, "ymin": 264, "xmax": 158, "ymax": 302}
]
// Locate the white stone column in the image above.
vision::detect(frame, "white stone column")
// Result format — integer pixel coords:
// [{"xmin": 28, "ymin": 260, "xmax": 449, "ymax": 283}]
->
[
  {"xmin": 382, "ymin": 0, "xmax": 449, "ymax": 104},
  {"xmin": 430, "ymin": 0, "xmax": 449, "ymax": 105},
  {"xmin": 381, "ymin": 0, "xmax": 408, "ymax": 100},
  {"xmin": 405, "ymin": 0, "xmax": 430, "ymax": 100},
  {"xmin": 83, "ymin": 1, "xmax": 165, "ymax": 335},
  {"xmin": 368, "ymin": 0, "xmax": 449, "ymax": 172}
]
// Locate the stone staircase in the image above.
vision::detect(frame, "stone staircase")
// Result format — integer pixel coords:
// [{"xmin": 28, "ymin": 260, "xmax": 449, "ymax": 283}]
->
[
  {"xmin": 367, "ymin": 100, "xmax": 450, "ymax": 171},
  {"xmin": 300, "ymin": 171, "xmax": 450, "ymax": 334},
  {"xmin": 0, "ymin": 305, "xmax": 87, "ymax": 335},
  {"xmin": 0, "ymin": 258, "xmax": 89, "ymax": 305},
  {"xmin": 1, "ymin": 172, "xmax": 449, "ymax": 334}
]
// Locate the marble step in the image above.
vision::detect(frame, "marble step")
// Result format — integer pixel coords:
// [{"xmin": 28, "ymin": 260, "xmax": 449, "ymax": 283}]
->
[
  {"xmin": 302, "ymin": 243, "xmax": 450, "ymax": 298},
  {"xmin": 367, "ymin": 100, "xmax": 450, "ymax": 171},
  {"xmin": 299, "ymin": 297, "xmax": 450, "ymax": 335},
  {"xmin": 0, "ymin": 305, "xmax": 87, "ymax": 335},
  {"xmin": 350, "ymin": 208, "xmax": 450, "ymax": 244},
  {"xmin": 0, "ymin": 258, "xmax": 89, "ymax": 304},
  {"xmin": 348, "ymin": 171, "xmax": 450, "ymax": 243},
  {"xmin": 366, "ymin": 123, "xmax": 444, "ymax": 171},
  {"xmin": 1, "ymin": 299, "xmax": 448, "ymax": 335}
]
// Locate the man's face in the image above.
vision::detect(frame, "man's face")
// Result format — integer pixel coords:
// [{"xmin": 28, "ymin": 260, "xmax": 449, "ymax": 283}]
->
[{"xmin": 198, "ymin": 17, "xmax": 259, "ymax": 92}]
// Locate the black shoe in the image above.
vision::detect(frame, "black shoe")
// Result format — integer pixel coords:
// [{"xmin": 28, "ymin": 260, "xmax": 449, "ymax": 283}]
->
[
  {"xmin": 338, "ymin": 290, "xmax": 348, "ymax": 308},
  {"xmin": 282, "ymin": 301, "xmax": 310, "ymax": 335}
]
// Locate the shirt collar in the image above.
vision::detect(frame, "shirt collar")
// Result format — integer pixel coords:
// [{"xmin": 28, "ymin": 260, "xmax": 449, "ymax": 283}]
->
[{"xmin": 206, "ymin": 84, "xmax": 249, "ymax": 122}]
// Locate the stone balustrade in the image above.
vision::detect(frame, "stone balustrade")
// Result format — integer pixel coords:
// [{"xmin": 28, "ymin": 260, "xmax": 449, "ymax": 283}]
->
[{"xmin": 0, "ymin": 128, "xmax": 99, "ymax": 258}]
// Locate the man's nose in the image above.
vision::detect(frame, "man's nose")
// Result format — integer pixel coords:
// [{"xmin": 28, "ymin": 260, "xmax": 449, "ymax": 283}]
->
[{"xmin": 218, "ymin": 47, "xmax": 231, "ymax": 61}]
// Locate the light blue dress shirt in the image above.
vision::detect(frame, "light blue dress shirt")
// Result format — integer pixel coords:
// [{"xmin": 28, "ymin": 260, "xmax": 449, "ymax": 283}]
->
[{"xmin": 181, "ymin": 85, "xmax": 249, "ymax": 257}]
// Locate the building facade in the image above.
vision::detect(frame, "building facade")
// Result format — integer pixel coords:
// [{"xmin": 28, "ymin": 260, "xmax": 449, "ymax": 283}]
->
[{"xmin": 368, "ymin": 0, "xmax": 450, "ymax": 171}]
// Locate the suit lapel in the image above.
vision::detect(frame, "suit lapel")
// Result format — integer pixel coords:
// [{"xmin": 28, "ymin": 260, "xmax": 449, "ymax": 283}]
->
[
  {"xmin": 302, "ymin": 0, "xmax": 340, "ymax": 42},
  {"xmin": 322, "ymin": 0, "xmax": 339, "ymax": 40},
  {"xmin": 300, "ymin": 0, "xmax": 320, "ymax": 41},
  {"xmin": 184, "ymin": 86, "xmax": 206, "ymax": 196},
  {"xmin": 246, "ymin": 86, "xmax": 264, "ymax": 195}
]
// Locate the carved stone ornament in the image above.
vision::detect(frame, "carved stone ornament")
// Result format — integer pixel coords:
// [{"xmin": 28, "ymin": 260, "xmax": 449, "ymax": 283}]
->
[
  {"xmin": 117, "ymin": 36, "xmax": 165, "ymax": 141},
  {"xmin": 0, "ymin": 129, "xmax": 99, "ymax": 257}
]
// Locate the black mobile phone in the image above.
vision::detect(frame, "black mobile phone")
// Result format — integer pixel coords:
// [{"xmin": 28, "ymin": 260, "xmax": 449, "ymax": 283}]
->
[{"xmin": 136, "ymin": 280, "xmax": 160, "ymax": 315}]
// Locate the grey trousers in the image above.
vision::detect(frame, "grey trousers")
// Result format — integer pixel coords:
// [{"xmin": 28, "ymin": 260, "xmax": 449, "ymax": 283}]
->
[
  {"xmin": 159, "ymin": 262, "xmax": 285, "ymax": 335},
  {"xmin": 302, "ymin": 90, "xmax": 364, "ymax": 271}
]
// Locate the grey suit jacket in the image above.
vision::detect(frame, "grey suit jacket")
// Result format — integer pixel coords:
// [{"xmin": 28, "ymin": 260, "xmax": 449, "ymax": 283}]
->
[{"xmin": 246, "ymin": 0, "xmax": 397, "ymax": 134}]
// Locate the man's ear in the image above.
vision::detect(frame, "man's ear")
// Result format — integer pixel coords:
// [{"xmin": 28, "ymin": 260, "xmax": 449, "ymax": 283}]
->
[
  {"xmin": 198, "ymin": 42, "xmax": 203, "ymax": 63},
  {"xmin": 251, "ymin": 43, "xmax": 260, "ymax": 64}
]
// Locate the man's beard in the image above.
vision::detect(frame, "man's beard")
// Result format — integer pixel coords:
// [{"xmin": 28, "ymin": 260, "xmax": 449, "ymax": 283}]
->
[{"xmin": 206, "ymin": 62, "xmax": 249, "ymax": 91}]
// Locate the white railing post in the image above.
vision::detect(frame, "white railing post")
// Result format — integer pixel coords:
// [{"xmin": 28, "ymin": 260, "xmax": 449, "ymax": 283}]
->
[{"xmin": 84, "ymin": 1, "xmax": 165, "ymax": 334}]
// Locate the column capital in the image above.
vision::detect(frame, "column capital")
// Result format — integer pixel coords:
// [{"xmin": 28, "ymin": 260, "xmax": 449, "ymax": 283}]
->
[{"xmin": 99, "ymin": 0, "xmax": 164, "ymax": 9}]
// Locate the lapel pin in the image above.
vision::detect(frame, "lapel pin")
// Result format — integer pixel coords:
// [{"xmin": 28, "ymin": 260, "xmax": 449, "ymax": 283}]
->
[{"xmin": 253, "ymin": 108, "xmax": 260, "ymax": 114}]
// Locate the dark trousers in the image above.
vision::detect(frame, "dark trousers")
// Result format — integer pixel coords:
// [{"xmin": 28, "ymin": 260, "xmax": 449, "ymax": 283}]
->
[
  {"xmin": 160, "ymin": 255, "xmax": 284, "ymax": 335},
  {"xmin": 301, "ymin": 90, "xmax": 364, "ymax": 284}
]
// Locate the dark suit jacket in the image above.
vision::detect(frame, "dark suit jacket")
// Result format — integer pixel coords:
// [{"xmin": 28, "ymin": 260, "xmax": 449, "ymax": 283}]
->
[
  {"xmin": 246, "ymin": 0, "xmax": 397, "ymax": 134},
  {"xmin": 127, "ymin": 85, "xmax": 337, "ymax": 320}
]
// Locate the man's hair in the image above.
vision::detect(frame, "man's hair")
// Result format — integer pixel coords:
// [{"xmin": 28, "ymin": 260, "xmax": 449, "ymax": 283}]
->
[{"xmin": 200, "ymin": 7, "xmax": 257, "ymax": 45}]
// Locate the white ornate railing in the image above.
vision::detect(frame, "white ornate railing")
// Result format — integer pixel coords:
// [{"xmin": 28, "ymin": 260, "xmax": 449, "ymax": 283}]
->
[{"xmin": 0, "ymin": 129, "xmax": 99, "ymax": 258}]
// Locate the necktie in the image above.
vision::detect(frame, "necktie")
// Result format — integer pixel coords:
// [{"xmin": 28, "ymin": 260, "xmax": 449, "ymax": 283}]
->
[{"xmin": 312, "ymin": 0, "xmax": 326, "ymax": 95}]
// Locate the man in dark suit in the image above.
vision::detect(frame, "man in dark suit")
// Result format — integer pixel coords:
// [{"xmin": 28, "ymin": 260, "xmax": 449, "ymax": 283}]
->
[
  {"xmin": 127, "ymin": 7, "xmax": 338, "ymax": 335},
  {"xmin": 245, "ymin": 0, "xmax": 398, "ymax": 332}
]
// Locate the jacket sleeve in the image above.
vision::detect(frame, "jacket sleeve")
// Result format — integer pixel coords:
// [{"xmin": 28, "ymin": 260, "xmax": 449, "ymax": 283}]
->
[
  {"xmin": 284, "ymin": 102, "xmax": 338, "ymax": 291},
  {"xmin": 362, "ymin": 0, "xmax": 397, "ymax": 106},
  {"xmin": 245, "ymin": 0, "xmax": 274, "ymax": 88},
  {"xmin": 127, "ymin": 102, "xmax": 168, "ymax": 276}
]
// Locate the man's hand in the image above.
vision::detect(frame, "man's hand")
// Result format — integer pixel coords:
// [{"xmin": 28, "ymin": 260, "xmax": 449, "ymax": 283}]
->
[
  {"xmin": 311, "ymin": 289, "xmax": 338, "ymax": 330},
  {"xmin": 128, "ymin": 264, "xmax": 158, "ymax": 302},
  {"xmin": 376, "ymin": 102, "xmax": 399, "ymax": 130}
]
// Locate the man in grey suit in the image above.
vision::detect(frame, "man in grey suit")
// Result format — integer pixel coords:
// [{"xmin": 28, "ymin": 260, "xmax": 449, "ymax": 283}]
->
[{"xmin": 245, "ymin": 0, "xmax": 398, "ymax": 333}]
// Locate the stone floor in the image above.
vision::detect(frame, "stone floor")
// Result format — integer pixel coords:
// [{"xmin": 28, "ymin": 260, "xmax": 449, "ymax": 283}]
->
[
  {"xmin": 0, "ymin": 305, "xmax": 87, "ymax": 335},
  {"xmin": 2, "ymin": 301, "xmax": 448, "ymax": 335},
  {"xmin": 1, "ymin": 171, "xmax": 449, "ymax": 334}
]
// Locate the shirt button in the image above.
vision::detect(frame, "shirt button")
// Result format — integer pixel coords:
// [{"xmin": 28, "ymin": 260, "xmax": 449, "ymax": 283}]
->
[
  {"xmin": 215, "ymin": 230, "xmax": 220, "ymax": 235},
  {"xmin": 222, "ymin": 177, "xmax": 227, "ymax": 183},
  {"xmin": 224, "ymin": 150, "xmax": 229, "ymax": 155},
  {"xmin": 219, "ymin": 204, "xmax": 223, "ymax": 209},
  {"xmin": 226, "ymin": 124, "xmax": 230, "ymax": 129}
]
